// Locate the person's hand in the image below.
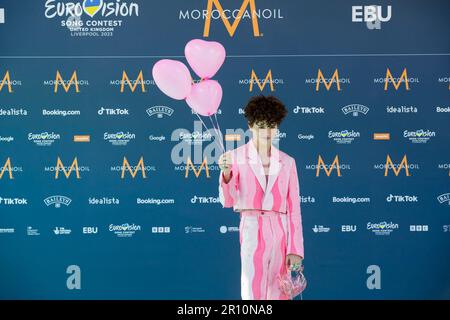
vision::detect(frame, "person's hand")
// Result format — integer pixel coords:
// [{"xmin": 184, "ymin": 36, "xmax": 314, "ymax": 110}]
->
[
  {"xmin": 218, "ymin": 152, "xmax": 232, "ymax": 178},
  {"xmin": 286, "ymin": 254, "xmax": 303, "ymax": 271}
]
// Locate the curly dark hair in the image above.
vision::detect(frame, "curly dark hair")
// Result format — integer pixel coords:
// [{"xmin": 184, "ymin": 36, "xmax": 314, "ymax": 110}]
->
[{"xmin": 244, "ymin": 95, "xmax": 288, "ymax": 127}]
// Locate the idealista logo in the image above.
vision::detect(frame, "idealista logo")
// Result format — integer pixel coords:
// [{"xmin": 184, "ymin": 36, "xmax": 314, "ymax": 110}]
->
[
  {"xmin": 54, "ymin": 227, "xmax": 72, "ymax": 235},
  {"xmin": 342, "ymin": 104, "xmax": 369, "ymax": 117},
  {"xmin": 306, "ymin": 69, "xmax": 350, "ymax": 91},
  {"xmin": 88, "ymin": 197, "xmax": 120, "ymax": 205},
  {"xmin": 0, "ymin": 158, "xmax": 23, "ymax": 180},
  {"xmin": 373, "ymin": 68, "xmax": 419, "ymax": 91},
  {"xmin": 179, "ymin": 0, "xmax": 284, "ymax": 37},
  {"xmin": 328, "ymin": 130, "xmax": 360, "ymax": 144},
  {"xmin": 104, "ymin": 131, "xmax": 135, "ymax": 146},
  {"xmin": 300, "ymin": 196, "xmax": 316, "ymax": 204},
  {"xmin": 239, "ymin": 69, "xmax": 283, "ymax": 92},
  {"xmin": 312, "ymin": 225, "xmax": 330, "ymax": 233},
  {"xmin": 373, "ymin": 155, "xmax": 418, "ymax": 176},
  {"xmin": 367, "ymin": 221, "xmax": 398, "ymax": 236},
  {"xmin": 28, "ymin": 132, "xmax": 61, "ymax": 147},
  {"xmin": 437, "ymin": 193, "xmax": 450, "ymax": 206},
  {"xmin": 44, "ymin": 0, "xmax": 140, "ymax": 38},
  {"xmin": 0, "ymin": 70, "xmax": 22, "ymax": 93},
  {"xmin": 386, "ymin": 105, "xmax": 418, "ymax": 114},
  {"xmin": 44, "ymin": 195, "xmax": 72, "ymax": 208},
  {"xmin": 110, "ymin": 70, "xmax": 154, "ymax": 93},
  {"xmin": 146, "ymin": 106, "xmax": 174, "ymax": 118},
  {"xmin": 0, "ymin": 107, "xmax": 28, "ymax": 117},
  {"xmin": 97, "ymin": 107, "xmax": 129, "ymax": 116},
  {"xmin": 305, "ymin": 155, "xmax": 351, "ymax": 177},
  {"xmin": 109, "ymin": 223, "xmax": 141, "ymax": 238},
  {"xmin": 44, "ymin": 71, "xmax": 88, "ymax": 93},
  {"xmin": 352, "ymin": 5, "xmax": 392, "ymax": 30},
  {"xmin": 403, "ymin": 129, "xmax": 436, "ymax": 144}
]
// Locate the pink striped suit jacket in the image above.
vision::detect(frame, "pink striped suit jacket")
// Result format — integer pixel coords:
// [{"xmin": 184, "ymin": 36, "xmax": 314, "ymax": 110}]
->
[{"xmin": 219, "ymin": 140, "xmax": 304, "ymax": 258}]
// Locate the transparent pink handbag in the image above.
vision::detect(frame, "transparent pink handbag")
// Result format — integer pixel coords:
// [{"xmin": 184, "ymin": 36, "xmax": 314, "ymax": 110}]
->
[{"xmin": 278, "ymin": 265, "xmax": 307, "ymax": 300}]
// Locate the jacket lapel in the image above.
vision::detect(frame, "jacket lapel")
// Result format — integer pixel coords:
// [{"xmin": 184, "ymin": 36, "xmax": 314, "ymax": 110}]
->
[
  {"xmin": 265, "ymin": 146, "xmax": 283, "ymax": 195},
  {"xmin": 247, "ymin": 140, "xmax": 266, "ymax": 191}
]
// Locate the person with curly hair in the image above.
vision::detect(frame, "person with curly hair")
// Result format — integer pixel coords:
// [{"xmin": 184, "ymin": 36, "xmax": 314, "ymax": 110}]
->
[{"xmin": 218, "ymin": 95, "xmax": 304, "ymax": 300}]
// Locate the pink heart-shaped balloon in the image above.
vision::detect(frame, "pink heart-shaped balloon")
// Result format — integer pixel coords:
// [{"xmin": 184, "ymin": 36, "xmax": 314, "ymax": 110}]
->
[
  {"xmin": 186, "ymin": 80, "xmax": 222, "ymax": 116},
  {"xmin": 152, "ymin": 59, "xmax": 192, "ymax": 100},
  {"xmin": 185, "ymin": 39, "xmax": 226, "ymax": 79}
]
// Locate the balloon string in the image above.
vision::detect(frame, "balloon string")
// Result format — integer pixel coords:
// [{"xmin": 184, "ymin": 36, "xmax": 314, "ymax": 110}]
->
[
  {"xmin": 208, "ymin": 115, "xmax": 224, "ymax": 153},
  {"xmin": 209, "ymin": 115, "xmax": 225, "ymax": 153},
  {"xmin": 194, "ymin": 112, "xmax": 209, "ymax": 134},
  {"xmin": 213, "ymin": 113, "xmax": 225, "ymax": 151}
]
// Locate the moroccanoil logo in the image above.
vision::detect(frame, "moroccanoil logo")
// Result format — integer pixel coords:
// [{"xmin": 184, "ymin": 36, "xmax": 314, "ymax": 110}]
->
[
  {"xmin": 179, "ymin": 0, "xmax": 284, "ymax": 37},
  {"xmin": 250, "ymin": 69, "xmax": 273, "ymax": 92},
  {"xmin": 305, "ymin": 155, "xmax": 351, "ymax": 176},
  {"xmin": 203, "ymin": 0, "xmax": 260, "ymax": 37},
  {"xmin": 185, "ymin": 157, "xmax": 210, "ymax": 178},
  {"xmin": 373, "ymin": 68, "xmax": 419, "ymax": 90},
  {"xmin": 120, "ymin": 70, "xmax": 146, "ymax": 93},
  {"xmin": 0, "ymin": 71, "xmax": 22, "ymax": 93},
  {"xmin": 43, "ymin": 71, "xmax": 89, "ymax": 93},
  {"xmin": 0, "ymin": 158, "xmax": 14, "ymax": 179},
  {"xmin": 305, "ymin": 69, "xmax": 350, "ymax": 91},
  {"xmin": 385, "ymin": 68, "xmax": 410, "ymax": 91},
  {"xmin": 315, "ymin": 155, "xmax": 342, "ymax": 177},
  {"xmin": 373, "ymin": 155, "xmax": 419, "ymax": 175},
  {"xmin": 55, "ymin": 157, "xmax": 81, "ymax": 179},
  {"xmin": 121, "ymin": 157, "xmax": 147, "ymax": 179},
  {"xmin": 383, "ymin": 155, "xmax": 411, "ymax": 176},
  {"xmin": 239, "ymin": 69, "xmax": 283, "ymax": 92}
]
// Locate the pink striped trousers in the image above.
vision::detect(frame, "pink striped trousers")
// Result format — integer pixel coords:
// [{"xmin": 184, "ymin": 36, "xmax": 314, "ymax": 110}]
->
[{"xmin": 239, "ymin": 210, "xmax": 290, "ymax": 300}]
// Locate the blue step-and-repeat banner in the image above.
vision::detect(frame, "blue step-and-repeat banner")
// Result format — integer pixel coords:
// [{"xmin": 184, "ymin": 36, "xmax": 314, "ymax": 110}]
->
[{"xmin": 0, "ymin": 0, "xmax": 449, "ymax": 299}]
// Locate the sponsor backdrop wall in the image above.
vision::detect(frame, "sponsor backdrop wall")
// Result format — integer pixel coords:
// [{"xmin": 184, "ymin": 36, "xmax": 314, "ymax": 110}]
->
[{"xmin": 0, "ymin": 0, "xmax": 449, "ymax": 299}]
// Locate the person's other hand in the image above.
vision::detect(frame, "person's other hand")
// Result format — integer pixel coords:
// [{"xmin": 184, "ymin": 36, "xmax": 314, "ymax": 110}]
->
[{"xmin": 286, "ymin": 254, "xmax": 303, "ymax": 271}]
